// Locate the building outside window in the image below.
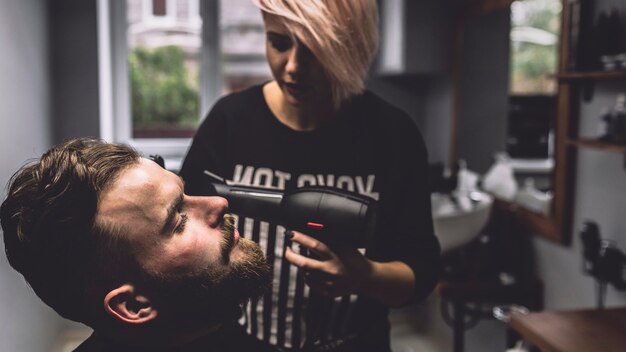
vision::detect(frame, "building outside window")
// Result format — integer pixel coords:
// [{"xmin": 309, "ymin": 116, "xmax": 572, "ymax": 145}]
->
[
  {"xmin": 101, "ymin": 0, "xmax": 271, "ymax": 169},
  {"xmin": 509, "ymin": 0, "xmax": 562, "ymax": 95}
]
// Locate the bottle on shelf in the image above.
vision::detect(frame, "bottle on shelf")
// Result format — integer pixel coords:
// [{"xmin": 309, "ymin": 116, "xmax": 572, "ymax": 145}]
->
[
  {"xmin": 597, "ymin": 107, "xmax": 612, "ymax": 141},
  {"xmin": 614, "ymin": 93, "xmax": 626, "ymax": 143},
  {"xmin": 597, "ymin": 8, "xmax": 625, "ymax": 71},
  {"xmin": 567, "ymin": 0, "xmax": 595, "ymax": 71},
  {"xmin": 596, "ymin": 94, "xmax": 626, "ymax": 144},
  {"xmin": 514, "ymin": 178, "xmax": 553, "ymax": 216},
  {"xmin": 482, "ymin": 152, "xmax": 518, "ymax": 201}
]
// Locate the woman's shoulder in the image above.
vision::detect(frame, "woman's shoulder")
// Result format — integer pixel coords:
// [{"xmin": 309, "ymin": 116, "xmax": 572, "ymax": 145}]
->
[
  {"xmin": 351, "ymin": 90, "xmax": 416, "ymax": 126},
  {"xmin": 213, "ymin": 84, "xmax": 266, "ymax": 111}
]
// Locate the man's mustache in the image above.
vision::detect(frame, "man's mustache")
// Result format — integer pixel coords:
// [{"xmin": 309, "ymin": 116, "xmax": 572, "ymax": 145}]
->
[{"xmin": 220, "ymin": 213, "xmax": 236, "ymax": 263}]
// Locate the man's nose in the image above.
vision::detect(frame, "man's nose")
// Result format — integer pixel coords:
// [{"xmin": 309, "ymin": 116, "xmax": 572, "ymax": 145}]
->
[{"xmin": 198, "ymin": 196, "xmax": 229, "ymax": 228}]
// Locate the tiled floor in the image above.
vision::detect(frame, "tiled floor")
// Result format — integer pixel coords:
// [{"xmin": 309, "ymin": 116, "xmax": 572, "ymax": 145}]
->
[
  {"xmin": 389, "ymin": 295, "xmax": 452, "ymax": 352},
  {"xmin": 389, "ymin": 295, "xmax": 509, "ymax": 352}
]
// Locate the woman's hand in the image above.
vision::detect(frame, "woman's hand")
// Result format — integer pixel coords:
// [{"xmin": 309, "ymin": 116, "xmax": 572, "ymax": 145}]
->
[
  {"xmin": 284, "ymin": 231, "xmax": 373, "ymax": 297},
  {"xmin": 284, "ymin": 230, "xmax": 416, "ymax": 305}
]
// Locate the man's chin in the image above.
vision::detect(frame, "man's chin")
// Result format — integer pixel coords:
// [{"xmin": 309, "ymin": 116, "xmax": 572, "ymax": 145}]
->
[
  {"xmin": 145, "ymin": 238, "xmax": 271, "ymax": 326},
  {"xmin": 234, "ymin": 237, "xmax": 262, "ymax": 259},
  {"xmin": 227, "ymin": 238, "xmax": 271, "ymax": 298}
]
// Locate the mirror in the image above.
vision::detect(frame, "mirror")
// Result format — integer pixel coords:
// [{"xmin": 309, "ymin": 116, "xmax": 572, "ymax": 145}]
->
[
  {"xmin": 451, "ymin": 0, "xmax": 571, "ymax": 243},
  {"xmin": 507, "ymin": 0, "xmax": 561, "ymax": 209}
]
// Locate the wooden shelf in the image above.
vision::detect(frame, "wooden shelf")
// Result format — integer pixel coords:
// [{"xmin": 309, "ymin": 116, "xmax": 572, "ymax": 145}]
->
[
  {"xmin": 557, "ymin": 70, "xmax": 626, "ymax": 81},
  {"xmin": 508, "ymin": 307, "xmax": 626, "ymax": 352},
  {"xmin": 567, "ymin": 138, "xmax": 626, "ymax": 153}
]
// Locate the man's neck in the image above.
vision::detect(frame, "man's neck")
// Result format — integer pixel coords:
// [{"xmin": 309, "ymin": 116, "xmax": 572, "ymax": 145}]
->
[{"xmin": 98, "ymin": 322, "xmax": 222, "ymax": 351}]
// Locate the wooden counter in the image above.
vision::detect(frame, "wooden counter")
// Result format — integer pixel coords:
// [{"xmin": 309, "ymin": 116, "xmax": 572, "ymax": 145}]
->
[{"xmin": 508, "ymin": 307, "xmax": 626, "ymax": 352}]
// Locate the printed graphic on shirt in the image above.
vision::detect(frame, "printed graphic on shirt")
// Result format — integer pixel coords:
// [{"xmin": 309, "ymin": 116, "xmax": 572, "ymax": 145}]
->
[
  {"xmin": 227, "ymin": 164, "xmax": 380, "ymax": 200},
  {"xmin": 221, "ymin": 164, "xmax": 375, "ymax": 348}
]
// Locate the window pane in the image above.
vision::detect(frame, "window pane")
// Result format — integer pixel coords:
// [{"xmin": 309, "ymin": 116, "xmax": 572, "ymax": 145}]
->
[
  {"xmin": 153, "ymin": 0, "xmax": 166, "ymax": 16},
  {"xmin": 219, "ymin": 0, "xmax": 272, "ymax": 95},
  {"xmin": 510, "ymin": 0, "xmax": 562, "ymax": 95},
  {"xmin": 126, "ymin": 0, "xmax": 271, "ymax": 139},
  {"xmin": 127, "ymin": 0, "xmax": 200, "ymax": 138}
]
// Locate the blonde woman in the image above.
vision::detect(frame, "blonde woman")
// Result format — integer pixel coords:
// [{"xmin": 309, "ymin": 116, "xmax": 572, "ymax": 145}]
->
[{"xmin": 180, "ymin": 1, "xmax": 441, "ymax": 351}]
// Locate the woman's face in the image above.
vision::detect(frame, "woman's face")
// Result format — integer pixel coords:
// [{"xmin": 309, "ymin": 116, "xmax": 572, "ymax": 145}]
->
[{"xmin": 263, "ymin": 14, "xmax": 332, "ymax": 107}]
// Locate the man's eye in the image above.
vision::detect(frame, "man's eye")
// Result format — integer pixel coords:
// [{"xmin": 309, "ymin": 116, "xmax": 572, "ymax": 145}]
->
[
  {"xmin": 269, "ymin": 35, "xmax": 292, "ymax": 52},
  {"xmin": 174, "ymin": 213, "xmax": 188, "ymax": 233}
]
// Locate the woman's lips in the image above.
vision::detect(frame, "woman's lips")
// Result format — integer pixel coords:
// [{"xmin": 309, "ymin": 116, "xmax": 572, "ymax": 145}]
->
[{"xmin": 283, "ymin": 81, "xmax": 311, "ymax": 96}]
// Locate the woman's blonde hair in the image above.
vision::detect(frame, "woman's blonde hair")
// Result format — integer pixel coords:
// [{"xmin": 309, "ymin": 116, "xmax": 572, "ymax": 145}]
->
[{"xmin": 253, "ymin": 0, "xmax": 379, "ymax": 108}]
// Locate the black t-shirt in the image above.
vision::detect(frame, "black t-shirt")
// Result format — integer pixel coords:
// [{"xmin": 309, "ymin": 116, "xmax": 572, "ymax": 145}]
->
[
  {"xmin": 179, "ymin": 84, "xmax": 441, "ymax": 351},
  {"xmin": 74, "ymin": 324, "xmax": 277, "ymax": 352}
]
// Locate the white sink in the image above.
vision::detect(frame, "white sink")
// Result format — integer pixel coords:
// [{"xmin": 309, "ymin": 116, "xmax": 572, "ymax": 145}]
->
[{"xmin": 431, "ymin": 191, "xmax": 494, "ymax": 254}]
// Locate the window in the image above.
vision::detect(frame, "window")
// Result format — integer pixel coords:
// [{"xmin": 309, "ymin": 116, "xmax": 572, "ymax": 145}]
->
[
  {"xmin": 141, "ymin": 0, "xmax": 176, "ymax": 25},
  {"xmin": 509, "ymin": 0, "xmax": 562, "ymax": 95},
  {"xmin": 152, "ymin": 0, "xmax": 167, "ymax": 16},
  {"xmin": 505, "ymin": 0, "xmax": 561, "ymax": 161},
  {"xmin": 217, "ymin": 0, "xmax": 271, "ymax": 98},
  {"xmin": 99, "ymin": 0, "xmax": 271, "ymax": 171}
]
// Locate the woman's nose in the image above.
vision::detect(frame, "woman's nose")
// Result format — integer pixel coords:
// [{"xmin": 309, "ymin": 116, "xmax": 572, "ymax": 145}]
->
[
  {"xmin": 285, "ymin": 43, "xmax": 310, "ymax": 76},
  {"xmin": 285, "ymin": 48, "xmax": 300, "ymax": 75}
]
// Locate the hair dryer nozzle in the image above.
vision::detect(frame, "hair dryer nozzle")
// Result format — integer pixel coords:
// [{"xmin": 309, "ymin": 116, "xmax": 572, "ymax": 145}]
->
[{"xmin": 211, "ymin": 183, "xmax": 284, "ymax": 223}]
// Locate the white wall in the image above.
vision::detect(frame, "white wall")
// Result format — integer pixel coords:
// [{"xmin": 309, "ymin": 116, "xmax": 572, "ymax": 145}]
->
[
  {"xmin": 0, "ymin": 0, "xmax": 69, "ymax": 351},
  {"xmin": 457, "ymin": 9, "xmax": 510, "ymax": 174},
  {"xmin": 49, "ymin": 0, "xmax": 100, "ymax": 144},
  {"xmin": 536, "ymin": 80, "xmax": 626, "ymax": 310}
]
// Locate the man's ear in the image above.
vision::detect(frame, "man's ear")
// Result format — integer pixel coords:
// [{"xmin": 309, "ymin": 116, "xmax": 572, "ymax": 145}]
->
[{"xmin": 104, "ymin": 284, "xmax": 158, "ymax": 324}]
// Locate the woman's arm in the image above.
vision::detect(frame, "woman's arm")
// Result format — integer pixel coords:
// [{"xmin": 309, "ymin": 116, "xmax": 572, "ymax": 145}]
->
[{"xmin": 284, "ymin": 231, "xmax": 416, "ymax": 306}]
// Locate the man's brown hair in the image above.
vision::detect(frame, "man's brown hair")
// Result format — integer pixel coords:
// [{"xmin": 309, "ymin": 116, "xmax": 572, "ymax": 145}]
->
[{"xmin": 0, "ymin": 138, "xmax": 140, "ymax": 327}]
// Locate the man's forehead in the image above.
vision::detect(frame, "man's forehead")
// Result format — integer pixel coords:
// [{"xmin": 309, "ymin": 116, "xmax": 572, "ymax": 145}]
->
[
  {"xmin": 98, "ymin": 159, "xmax": 178, "ymax": 213},
  {"xmin": 95, "ymin": 158, "xmax": 181, "ymax": 239},
  {"xmin": 110, "ymin": 160, "xmax": 157, "ymax": 191}
]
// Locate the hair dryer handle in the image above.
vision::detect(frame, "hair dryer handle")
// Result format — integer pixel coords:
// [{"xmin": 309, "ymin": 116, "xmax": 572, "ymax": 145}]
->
[{"xmin": 281, "ymin": 188, "xmax": 377, "ymax": 248}]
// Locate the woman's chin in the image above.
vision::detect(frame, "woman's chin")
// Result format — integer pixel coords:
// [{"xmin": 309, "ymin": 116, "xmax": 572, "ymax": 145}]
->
[{"xmin": 284, "ymin": 93, "xmax": 308, "ymax": 107}]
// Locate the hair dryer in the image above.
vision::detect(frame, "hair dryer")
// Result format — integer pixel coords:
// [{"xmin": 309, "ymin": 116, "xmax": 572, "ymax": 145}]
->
[
  {"xmin": 202, "ymin": 173, "xmax": 378, "ymax": 249},
  {"xmin": 580, "ymin": 221, "xmax": 601, "ymax": 276},
  {"xmin": 580, "ymin": 220, "xmax": 626, "ymax": 291}
]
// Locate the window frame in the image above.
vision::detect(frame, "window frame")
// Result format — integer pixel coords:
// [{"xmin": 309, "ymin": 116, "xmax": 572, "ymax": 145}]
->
[
  {"xmin": 98, "ymin": 0, "xmax": 221, "ymax": 171},
  {"xmin": 187, "ymin": 0, "xmax": 202, "ymax": 27},
  {"xmin": 142, "ymin": 0, "xmax": 177, "ymax": 26}
]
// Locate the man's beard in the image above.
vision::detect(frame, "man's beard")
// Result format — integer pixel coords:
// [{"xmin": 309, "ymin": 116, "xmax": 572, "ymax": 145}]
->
[{"xmin": 140, "ymin": 215, "xmax": 271, "ymax": 327}]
